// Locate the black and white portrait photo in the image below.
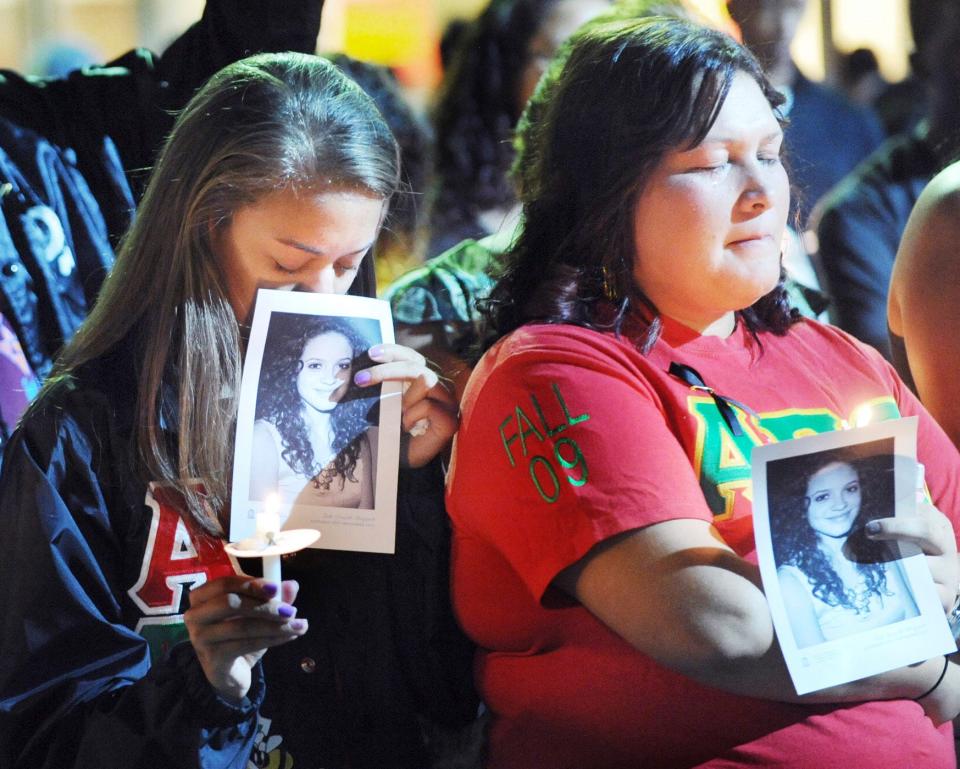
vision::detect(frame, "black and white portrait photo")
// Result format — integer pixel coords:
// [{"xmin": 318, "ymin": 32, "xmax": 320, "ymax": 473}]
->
[
  {"xmin": 249, "ymin": 312, "xmax": 382, "ymax": 510},
  {"xmin": 767, "ymin": 439, "xmax": 919, "ymax": 649},
  {"xmin": 752, "ymin": 417, "xmax": 955, "ymax": 694},
  {"xmin": 230, "ymin": 289, "xmax": 401, "ymax": 554}
]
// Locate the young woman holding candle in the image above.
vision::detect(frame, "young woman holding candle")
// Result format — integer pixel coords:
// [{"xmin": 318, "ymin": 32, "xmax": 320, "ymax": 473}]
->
[
  {"xmin": 250, "ymin": 315, "xmax": 379, "ymax": 510},
  {"xmin": 0, "ymin": 52, "xmax": 471, "ymax": 769},
  {"xmin": 446, "ymin": 16, "xmax": 960, "ymax": 768}
]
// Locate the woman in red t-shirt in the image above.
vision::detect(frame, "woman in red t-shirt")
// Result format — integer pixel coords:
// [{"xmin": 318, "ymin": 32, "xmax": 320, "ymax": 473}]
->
[{"xmin": 447, "ymin": 15, "xmax": 960, "ymax": 769}]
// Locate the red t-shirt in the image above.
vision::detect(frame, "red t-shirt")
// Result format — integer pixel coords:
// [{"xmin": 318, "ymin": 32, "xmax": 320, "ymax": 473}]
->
[{"xmin": 447, "ymin": 317, "xmax": 960, "ymax": 769}]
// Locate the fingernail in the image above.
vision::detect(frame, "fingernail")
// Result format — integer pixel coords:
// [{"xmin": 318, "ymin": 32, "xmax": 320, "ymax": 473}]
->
[
  {"xmin": 368, "ymin": 344, "xmax": 384, "ymax": 359},
  {"xmin": 290, "ymin": 619, "xmax": 307, "ymax": 632},
  {"xmin": 865, "ymin": 521, "xmax": 880, "ymax": 535},
  {"xmin": 262, "ymin": 582, "xmax": 279, "ymax": 597},
  {"xmin": 408, "ymin": 418, "xmax": 431, "ymax": 438},
  {"xmin": 354, "ymin": 370, "xmax": 372, "ymax": 386},
  {"xmin": 278, "ymin": 603, "xmax": 295, "ymax": 618}
]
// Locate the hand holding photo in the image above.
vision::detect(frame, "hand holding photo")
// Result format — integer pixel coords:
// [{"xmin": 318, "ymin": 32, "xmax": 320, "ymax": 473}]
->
[{"xmin": 752, "ymin": 417, "xmax": 956, "ymax": 694}]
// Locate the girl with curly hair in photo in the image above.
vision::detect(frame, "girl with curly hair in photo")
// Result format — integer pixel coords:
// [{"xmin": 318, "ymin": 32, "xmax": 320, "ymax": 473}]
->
[
  {"xmin": 251, "ymin": 314, "xmax": 380, "ymax": 509},
  {"xmin": 771, "ymin": 447, "xmax": 919, "ymax": 648}
]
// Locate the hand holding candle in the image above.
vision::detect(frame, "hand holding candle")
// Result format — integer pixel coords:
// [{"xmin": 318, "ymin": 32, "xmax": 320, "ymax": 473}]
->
[{"xmin": 207, "ymin": 495, "xmax": 319, "ymax": 703}]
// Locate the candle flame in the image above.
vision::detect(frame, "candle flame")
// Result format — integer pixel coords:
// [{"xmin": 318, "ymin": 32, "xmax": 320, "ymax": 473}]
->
[
  {"xmin": 256, "ymin": 493, "xmax": 283, "ymax": 545},
  {"xmin": 265, "ymin": 492, "xmax": 281, "ymax": 516},
  {"xmin": 851, "ymin": 404, "xmax": 873, "ymax": 428}
]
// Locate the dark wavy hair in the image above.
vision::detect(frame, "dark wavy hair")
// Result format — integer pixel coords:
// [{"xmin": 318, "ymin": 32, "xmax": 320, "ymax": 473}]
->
[
  {"xmin": 483, "ymin": 15, "xmax": 800, "ymax": 351},
  {"xmin": 770, "ymin": 448, "xmax": 897, "ymax": 612},
  {"xmin": 256, "ymin": 314, "xmax": 378, "ymax": 489},
  {"xmin": 428, "ymin": 0, "xmax": 567, "ymax": 254}
]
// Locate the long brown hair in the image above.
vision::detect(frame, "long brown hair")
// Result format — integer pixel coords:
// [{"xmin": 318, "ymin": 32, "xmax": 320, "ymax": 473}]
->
[{"xmin": 40, "ymin": 52, "xmax": 400, "ymax": 534}]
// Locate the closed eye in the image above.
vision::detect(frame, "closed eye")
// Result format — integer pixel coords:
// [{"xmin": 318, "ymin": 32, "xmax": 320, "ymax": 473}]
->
[
  {"xmin": 758, "ymin": 139, "xmax": 784, "ymax": 166},
  {"xmin": 333, "ymin": 257, "xmax": 365, "ymax": 276},
  {"xmin": 694, "ymin": 162, "xmax": 729, "ymax": 174}
]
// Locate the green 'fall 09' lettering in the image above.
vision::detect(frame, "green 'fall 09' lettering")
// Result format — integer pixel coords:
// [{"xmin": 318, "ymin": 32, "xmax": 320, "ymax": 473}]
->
[{"xmin": 498, "ymin": 383, "xmax": 590, "ymax": 503}]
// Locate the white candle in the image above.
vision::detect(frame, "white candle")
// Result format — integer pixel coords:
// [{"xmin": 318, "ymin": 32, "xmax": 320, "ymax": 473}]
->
[{"xmin": 256, "ymin": 494, "xmax": 283, "ymax": 590}]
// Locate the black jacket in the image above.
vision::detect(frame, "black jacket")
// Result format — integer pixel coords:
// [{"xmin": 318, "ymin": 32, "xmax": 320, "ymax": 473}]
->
[
  {"xmin": 0, "ymin": 343, "xmax": 476, "ymax": 769},
  {"xmin": 0, "ymin": 0, "xmax": 325, "ymax": 380}
]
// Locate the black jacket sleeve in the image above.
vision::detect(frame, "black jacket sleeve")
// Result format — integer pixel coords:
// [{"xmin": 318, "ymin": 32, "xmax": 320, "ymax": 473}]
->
[
  {"xmin": 814, "ymin": 189, "xmax": 899, "ymax": 361},
  {"xmin": 0, "ymin": 0, "xmax": 324, "ymax": 232},
  {"xmin": 0, "ymin": 394, "xmax": 264, "ymax": 769}
]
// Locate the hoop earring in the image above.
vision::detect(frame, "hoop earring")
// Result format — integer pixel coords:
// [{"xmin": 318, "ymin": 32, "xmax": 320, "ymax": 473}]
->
[{"xmin": 602, "ymin": 265, "xmax": 618, "ymax": 302}]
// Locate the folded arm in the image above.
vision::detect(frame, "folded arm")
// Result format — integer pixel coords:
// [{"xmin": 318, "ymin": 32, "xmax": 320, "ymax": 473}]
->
[{"xmin": 555, "ymin": 517, "xmax": 960, "ymax": 719}]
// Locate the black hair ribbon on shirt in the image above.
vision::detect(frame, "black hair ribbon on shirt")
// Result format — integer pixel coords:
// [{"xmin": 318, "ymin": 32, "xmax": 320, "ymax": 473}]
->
[{"xmin": 667, "ymin": 362, "xmax": 758, "ymax": 437}]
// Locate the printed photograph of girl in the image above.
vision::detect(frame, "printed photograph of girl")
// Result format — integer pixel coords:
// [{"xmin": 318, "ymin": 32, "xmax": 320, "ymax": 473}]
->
[
  {"xmin": 249, "ymin": 312, "xmax": 382, "ymax": 510},
  {"xmin": 769, "ymin": 438, "xmax": 920, "ymax": 649}
]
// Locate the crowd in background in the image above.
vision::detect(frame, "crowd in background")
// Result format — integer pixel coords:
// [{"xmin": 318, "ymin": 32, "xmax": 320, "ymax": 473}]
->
[{"xmin": 0, "ymin": 0, "xmax": 948, "ymax": 416}]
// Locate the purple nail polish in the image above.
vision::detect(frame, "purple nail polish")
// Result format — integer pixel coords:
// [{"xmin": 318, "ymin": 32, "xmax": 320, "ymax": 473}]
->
[
  {"xmin": 278, "ymin": 603, "xmax": 295, "ymax": 618},
  {"xmin": 290, "ymin": 619, "xmax": 307, "ymax": 631},
  {"xmin": 262, "ymin": 582, "xmax": 278, "ymax": 597},
  {"xmin": 369, "ymin": 344, "xmax": 384, "ymax": 359},
  {"xmin": 354, "ymin": 370, "xmax": 372, "ymax": 386}
]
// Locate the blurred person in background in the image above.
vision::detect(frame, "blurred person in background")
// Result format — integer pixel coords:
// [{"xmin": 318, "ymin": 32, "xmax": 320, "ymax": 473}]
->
[
  {"xmin": 726, "ymin": 0, "xmax": 885, "ymax": 228},
  {"xmin": 812, "ymin": 0, "xmax": 960, "ymax": 361},
  {"xmin": 24, "ymin": 38, "xmax": 99, "ymax": 77},
  {"xmin": 326, "ymin": 53, "xmax": 435, "ymax": 289},
  {"xmin": 387, "ymin": 0, "xmax": 689, "ymax": 400},
  {"xmin": 838, "ymin": 48, "xmax": 886, "ymax": 110},
  {"xmin": 426, "ymin": 0, "xmax": 611, "ymax": 258}
]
